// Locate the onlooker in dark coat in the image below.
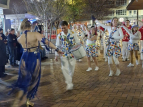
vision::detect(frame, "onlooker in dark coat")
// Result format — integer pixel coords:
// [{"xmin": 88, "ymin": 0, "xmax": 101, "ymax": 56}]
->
[
  {"xmin": 8, "ymin": 29, "xmax": 18, "ymax": 66},
  {"xmin": 0, "ymin": 36, "xmax": 7, "ymax": 78},
  {"xmin": 0, "ymin": 29, "xmax": 9, "ymax": 63}
]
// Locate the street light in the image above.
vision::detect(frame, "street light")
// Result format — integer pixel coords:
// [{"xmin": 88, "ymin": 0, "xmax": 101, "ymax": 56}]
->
[{"xmin": 119, "ymin": 18, "xmax": 124, "ymax": 22}]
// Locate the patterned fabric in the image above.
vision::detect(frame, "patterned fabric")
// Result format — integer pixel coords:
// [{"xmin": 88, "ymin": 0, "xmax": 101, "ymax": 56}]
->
[
  {"xmin": 85, "ymin": 45, "xmax": 98, "ymax": 57},
  {"xmin": 59, "ymin": 32, "xmax": 75, "ymax": 59},
  {"xmin": 76, "ymin": 30, "xmax": 84, "ymax": 44},
  {"xmin": 96, "ymin": 40, "xmax": 100, "ymax": 50},
  {"xmin": 105, "ymin": 35, "xmax": 109, "ymax": 46},
  {"xmin": 77, "ymin": 31, "xmax": 82, "ymax": 37},
  {"xmin": 106, "ymin": 41, "xmax": 121, "ymax": 58},
  {"xmin": 128, "ymin": 43, "xmax": 139, "ymax": 51}
]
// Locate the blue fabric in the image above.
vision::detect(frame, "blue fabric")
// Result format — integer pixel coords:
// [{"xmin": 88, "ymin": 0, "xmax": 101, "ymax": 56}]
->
[
  {"xmin": 131, "ymin": 25, "xmax": 138, "ymax": 29},
  {"xmin": 9, "ymin": 30, "xmax": 41, "ymax": 100},
  {"xmin": 41, "ymin": 38, "xmax": 50, "ymax": 51}
]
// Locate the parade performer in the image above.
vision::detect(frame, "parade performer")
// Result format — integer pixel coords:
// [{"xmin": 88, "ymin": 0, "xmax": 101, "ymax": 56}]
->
[
  {"xmin": 86, "ymin": 26, "xmax": 99, "ymax": 71},
  {"xmin": 96, "ymin": 17, "xmax": 123, "ymax": 76},
  {"xmin": 104, "ymin": 29, "xmax": 109, "ymax": 62},
  {"xmin": 139, "ymin": 20, "xmax": 143, "ymax": 67},
  {"xmin": 102, "ymin": 23, "xmax": 110, "ymax": 62},
  {"xmin": 122, "ymin": 25, "xmax": 141, "ymax": 67},
  {"xmin": 75, "ymin": 24, "xmax": 85, "ymax": 62},
  {"xmin": 82, "ymin": 25, "xmax": 90, "ymax": 48},
  {"xmin": 99, "ymin": 26, "xmax": 105, "ymax": 51},
  {"xmin": 122, "ymin": 20, "xmax": 132, "ymax": 61},
  {"xmin": 55, "ymin": 21, "xmax": 80, "ymax": 90},
  {"xmin": 10, "ymin": 18, "xmax": 62, "ymax": 107},
  {"xmin": 96, "ymin": 27, "xmax": 101, "ymax": 56}
]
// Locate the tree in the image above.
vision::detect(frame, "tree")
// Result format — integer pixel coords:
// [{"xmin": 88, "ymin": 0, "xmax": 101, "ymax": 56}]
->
[
  {"xmin": 23, "ymin": 0, "xmax": 66, "ymax": 39},
  {"xmin": 62, "ymin": 0, "xmax": 86, "ymax": 23},
  {"xmin": 11, "ymin": 1, "xmax": 27, "ymax": 31},
  {"xmin": 82, "ymin": 0, "xmax": 117, "ymax": 20}
]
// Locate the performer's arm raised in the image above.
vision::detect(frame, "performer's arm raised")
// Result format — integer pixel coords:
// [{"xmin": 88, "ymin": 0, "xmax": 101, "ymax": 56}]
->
[{"xmin": 95, "ymin": 20, "xmax": 110, "ymax": 30}]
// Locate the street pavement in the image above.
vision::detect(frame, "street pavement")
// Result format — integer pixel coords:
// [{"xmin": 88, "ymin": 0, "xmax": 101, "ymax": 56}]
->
[{"xmin": 0, "ymin": 54, "xmax": 143, "ymax": 107}]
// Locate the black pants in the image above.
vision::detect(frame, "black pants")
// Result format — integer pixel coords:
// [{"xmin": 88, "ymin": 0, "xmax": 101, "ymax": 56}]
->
[{"xmin": 0, "ymin": 66, "xmax": 5, "ymax": 77}]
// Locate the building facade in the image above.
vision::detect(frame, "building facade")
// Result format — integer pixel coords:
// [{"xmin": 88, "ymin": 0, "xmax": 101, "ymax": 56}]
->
[{"xmin": 106, "ymin": 0, "xmax": 143, "ymax": 24}]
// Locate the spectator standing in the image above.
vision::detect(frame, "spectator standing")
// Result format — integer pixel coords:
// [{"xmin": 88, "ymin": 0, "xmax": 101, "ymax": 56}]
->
[
  {"xmin": 0, "ymin": 29, "xmax": 9, "ymax": 63},
  {"xmin": 8, "ymin": 29, "xmax": 18, "ymax": 67},
  {"xmin": 0, "ymin": 35, "xmax": 7, "ymax": 78}
]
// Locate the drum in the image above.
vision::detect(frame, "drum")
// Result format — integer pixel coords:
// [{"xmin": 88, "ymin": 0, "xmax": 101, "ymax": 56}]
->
[{"xmin": 69, "ymin": 43, "xmax": 86, "ymax": 60}]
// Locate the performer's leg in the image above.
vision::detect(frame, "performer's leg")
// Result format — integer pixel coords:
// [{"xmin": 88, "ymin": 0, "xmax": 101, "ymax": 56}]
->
[
  {"xmin": 92, "ymin": 56, "xmax": 99, "ymax": 71},
  {"xmin": 69, "ymin": 58, "xmax": 76, "ymax": 77},
  {"xmin": 12, "ymin": 90, "xmax": 24, "ymax": 107},
  {"xmin": 125, "ymin": 42, "xmax": 128, "ymax": 60},
  {"xmin": 87, "ymin": 57, "xmax": 91, "ymax": 68},
  {"xmin": 86, "ymin": 57, "xmax": 92, "ymax": 71},
  {"xmin": 126, "ymin": 42, "xmax": 130, "ymax": 60},
  {"xmin": 108, "ymin": 57, "xmax": 114, "ymax": 76},
  {"xmin": 134, "ymin": 50, "xmax": 139, "ymax": 65},
  {"xmin": 113, "ymin": 56, "xmax": 120, "ymax": 76},
  {"xmin": 122, "ymin": 42, "xmax": 126, "ymax": 61},
  {"xmin": 128, "ymin": 51, "xmax": 134, "ymax": 67},
  {"xmin": 130, "ymin": 51, "xmax": 133, "ymax": 64},
  {"xmin": 61, "ymin": 58, "xmax": 73, "ymax": 90}
]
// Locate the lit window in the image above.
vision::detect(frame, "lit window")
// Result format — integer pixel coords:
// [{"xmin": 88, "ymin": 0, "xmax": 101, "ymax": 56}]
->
[
  {"xmin": 134, "ymin": 10, "xmax": 137, "ymax": 14},
  {"xmin": 116, "ymin": 10, "xmax": 127, "ymax": 15},
  {"xmin": 116, "ymin": 0, "xmax": 127, "ymax": 6},
  {"xmin": 129, "ymin": 10, "xmax": 132, "ymax": 15}
]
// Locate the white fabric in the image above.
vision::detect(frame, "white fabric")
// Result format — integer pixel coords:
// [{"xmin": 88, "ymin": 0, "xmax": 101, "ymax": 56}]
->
[
  {"xmin": 86, "ymin": 39, "xmax": 95, "ymax": 45},
  {"xmin": 108, "ymin": 56, "xmax": 119, "ymax": 65},
  {"xmin": 122, "ymin": 26, "xmax": 141, "ymax": 43},
  {"xmin": 86, "ymin": 30, "xmax": 96, "ymax": 45},
  {"xmin": 103, "ymin": 33, "xmax": 108, "ymax": 59},
  {"xmin": 55, "ymin": 29, "xmax": 80, "ymax": 56},
  {"xmin": 141, "ymin": 40, "xmax": 143, "ymax": 60},
  {"xmin": 96, "ymin": 20, "xmax": 123, "ymax": 42},
  {"xmin": 122, "ymin": 41, "xmax": 129, "ymax": 59},
  {"xmin": 60, "ymin": 58, "xmax": 76, "ymax": 85}
]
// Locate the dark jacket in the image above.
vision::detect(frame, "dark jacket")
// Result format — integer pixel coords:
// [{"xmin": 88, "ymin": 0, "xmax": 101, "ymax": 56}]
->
[
  {"xmin": 0, "ymin": 33, "xmax": 7, "ymax": 41},
  {"xmin": 8, "ymin": 33, "xmax": 17, "ymax": 48},
  {"xmin": 0, "ymin": 40, "xmax": 7, "ymax": 66}
]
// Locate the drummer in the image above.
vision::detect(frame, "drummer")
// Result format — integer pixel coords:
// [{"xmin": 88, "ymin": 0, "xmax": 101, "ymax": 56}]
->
[
  {"xmin": 55, "ymin": 21, "xmax": 80, "ymax": 90},
  {"xmin": 86, "ymin": 26, "xmax": 99, "ymax": 71}
]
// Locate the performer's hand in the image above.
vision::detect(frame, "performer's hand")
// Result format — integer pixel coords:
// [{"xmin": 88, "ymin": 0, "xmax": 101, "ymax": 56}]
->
[
  {"xmin": 57, "ymin": 50, "xmax": 63, "ymax": 55},
  {"xmin": 55, "ymin": 56, "xmax": 59, "ymax": 62}
]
